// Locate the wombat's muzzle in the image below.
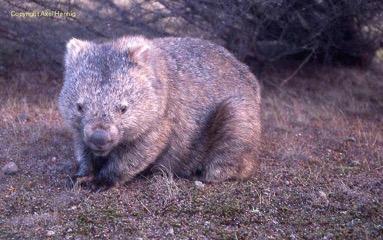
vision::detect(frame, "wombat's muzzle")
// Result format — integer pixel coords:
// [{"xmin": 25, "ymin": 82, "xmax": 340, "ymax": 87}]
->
[
  {"xmin": 89, "ymin": 129, "xmax": 112, "ymax": 148},
  {"xmin": 84, "ymin": 123, "xmax": 119, "ymax": 155}
]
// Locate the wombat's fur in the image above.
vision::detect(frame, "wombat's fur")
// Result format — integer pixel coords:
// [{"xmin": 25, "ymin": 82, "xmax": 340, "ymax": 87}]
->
[{"xmin": 59, "ymin": 36, "xmax": 261, "ymax": 190}]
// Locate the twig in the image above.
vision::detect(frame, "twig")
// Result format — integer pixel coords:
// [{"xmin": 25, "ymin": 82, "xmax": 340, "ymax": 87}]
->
[
  {"xmin": 280, "ymin": 50, "xmax": 314, "ymax": 87},
  {"xmin": 139, "ymin": 200, "xmax": 153, "ymax": 215}
]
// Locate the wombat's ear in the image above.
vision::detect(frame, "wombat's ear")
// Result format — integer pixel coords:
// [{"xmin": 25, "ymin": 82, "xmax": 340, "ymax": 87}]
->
[
  {"xmin": 65, "ymin": 38, "xmax": 90, "ymax": 65},
  {"xmin": 129, "ymin": 44, "xmax": 151, "ymax": 64},
  {"xmin": 115, "ymin": 36, "xmax": 152, "ymax": 64}
]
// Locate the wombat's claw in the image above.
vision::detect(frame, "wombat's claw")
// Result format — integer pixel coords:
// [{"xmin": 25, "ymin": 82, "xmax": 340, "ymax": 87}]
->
[
  {"xmin": 91, "ymin": 185, "xmax": 110, "ymax": 193},
  {"xmin": 89, "ymin": 180, "xmax": 117, "ymax": 193},
  {"xmin": 76, "ymin": 176, "xmax": 93, "ymax": 184},
  {"xmin": 70, "ymin": 175, "xmax": 93, "ymax": 189}
]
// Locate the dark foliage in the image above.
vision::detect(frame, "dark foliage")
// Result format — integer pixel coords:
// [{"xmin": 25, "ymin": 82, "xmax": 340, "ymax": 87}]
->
[
  {"xmin": 161, "ymin": 0, "xmax": 383, "ymax": 66},
  {"xmin": 0, "ymin": 0, "xmax": 382, "ymax": 72}
]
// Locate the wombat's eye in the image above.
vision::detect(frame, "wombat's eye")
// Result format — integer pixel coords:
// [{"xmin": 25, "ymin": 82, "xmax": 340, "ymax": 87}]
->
[
  {"xmin": 119, "ymin": 105, "xmax": 128, "ymax": 114},
  {"xmin": 76, "ymin": 103, "xmax": 84, "ymax": 113}
]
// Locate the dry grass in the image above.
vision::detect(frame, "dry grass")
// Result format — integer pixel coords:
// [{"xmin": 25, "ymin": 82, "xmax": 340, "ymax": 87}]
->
[{"xmin": 0, "ymin": 63, "xmax": 382, "ymax": 239}]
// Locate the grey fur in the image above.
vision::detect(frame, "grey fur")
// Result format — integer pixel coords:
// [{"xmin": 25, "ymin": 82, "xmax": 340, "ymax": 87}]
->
[{"xmin": 59, "ymin": 36, "xmax": 261, "ymax": 189}]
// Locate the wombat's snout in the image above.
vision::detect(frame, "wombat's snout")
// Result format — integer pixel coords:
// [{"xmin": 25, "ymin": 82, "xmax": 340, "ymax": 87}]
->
[
  {"xmin": 84, "ymin": 123, "xmax": 119, "ymax": 154},
  {"xmin": 89, "ymin": 129, "xmax": 112, "ymax": 148}
]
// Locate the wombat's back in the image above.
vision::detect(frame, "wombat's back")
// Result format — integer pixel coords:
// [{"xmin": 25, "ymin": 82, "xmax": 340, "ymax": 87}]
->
[{"xmin": 153, "ymin": 37, "xmax": 260, "ymax": 103}]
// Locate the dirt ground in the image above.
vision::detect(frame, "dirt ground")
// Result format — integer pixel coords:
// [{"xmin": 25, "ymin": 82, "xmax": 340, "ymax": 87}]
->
[{"xmin": 0, "ymin": 62, "xmax": 382, "ymax": 239}]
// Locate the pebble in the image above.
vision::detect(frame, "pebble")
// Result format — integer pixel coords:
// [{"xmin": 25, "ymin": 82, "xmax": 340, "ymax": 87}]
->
[
  {"xmin": 349, "ymin": 160, "xmax": 361, "ymax": 166},
  {"xmin": 194, "ymin": 180, "xmax": 205, "ymax": 189},
  {"xmin": 318, "ymin": 190, "xmax": 327, "ymax": 198},
  {"xmin": 2, "ymin": 162, "xmax": 19, "ymax": 175},
  {"xmin": 16, "ymin": 112, "xmax": 30, "ymax": 123},
  {"xmin": 345, "ymin": 137, "xmax": 356, "ymax": 142},
  {"xmin": 46, "ymin": 230, "xmax": 55, "ymax": 236},
  {"xmin": 166, "ymin": 227, "xmax": 174, "ymax": 235},
  {"xmin": 318, "ymin": 190, "xmax": 329, "ymax": 204}
]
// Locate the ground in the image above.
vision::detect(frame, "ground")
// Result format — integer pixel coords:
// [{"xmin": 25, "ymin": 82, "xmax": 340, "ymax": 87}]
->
[{"xmin": 0, "ymin": 62, "xmax": 382, "ymax": 239}]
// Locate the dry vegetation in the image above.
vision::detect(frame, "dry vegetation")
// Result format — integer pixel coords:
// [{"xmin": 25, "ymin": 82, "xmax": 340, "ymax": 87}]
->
[{"xmin": 0, "ymin": 60, "xmax": 382, "ymax": 239}]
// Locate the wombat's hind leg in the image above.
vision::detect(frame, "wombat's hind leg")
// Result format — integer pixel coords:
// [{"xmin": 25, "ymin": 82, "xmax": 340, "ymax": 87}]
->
[{"xmin": 201, "ymin": 96, "xmax": 260, "ymax": 183}]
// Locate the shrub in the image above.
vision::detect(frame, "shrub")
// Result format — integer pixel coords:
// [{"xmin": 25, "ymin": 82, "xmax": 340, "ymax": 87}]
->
[{"xmin": 0, "ymin": 0, "xmax": 381, "ymax": 71}]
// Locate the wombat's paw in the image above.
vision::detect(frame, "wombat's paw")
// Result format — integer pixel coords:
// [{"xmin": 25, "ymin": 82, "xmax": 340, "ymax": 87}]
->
[
  {"xmin": 201, "ymin": 168, "xmax": 231, "ymax": 183},
  {"xmin": 77, "ymin": 176, "xmax": 94, "ymax": 186},
  {"xmin": 69, "ymin": 175, "xmax": 94, "ymax": 189},
  {"xmin": 89, "ymin": 178, "xmax": 119, "ymax": 193}
]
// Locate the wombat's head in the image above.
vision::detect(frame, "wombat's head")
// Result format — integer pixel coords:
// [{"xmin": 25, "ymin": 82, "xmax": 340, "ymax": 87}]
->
[{"xmin": 59, "ymin": 36, "xmax": 167, "ymax": 156}]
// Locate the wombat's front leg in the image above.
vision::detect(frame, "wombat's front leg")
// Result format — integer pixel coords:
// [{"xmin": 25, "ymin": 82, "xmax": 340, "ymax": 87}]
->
[
  {"xmin": 73, "ymin": 136, "xmax": 93, "ymax": 180},
  {"xmin": 92, "ymin": 128, "xmax": 169, "ymax": 191}
]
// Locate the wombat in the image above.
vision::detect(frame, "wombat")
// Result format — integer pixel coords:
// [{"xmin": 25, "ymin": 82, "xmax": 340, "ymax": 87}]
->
[{"xmin": 59, "ymin": 36, "xmax": 261, "ymax": 190}]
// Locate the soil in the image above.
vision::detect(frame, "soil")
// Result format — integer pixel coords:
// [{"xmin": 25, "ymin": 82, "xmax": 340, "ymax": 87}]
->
[{"xmin": 0, "ymin": 63, "xmax": 382, "ymax": 239}]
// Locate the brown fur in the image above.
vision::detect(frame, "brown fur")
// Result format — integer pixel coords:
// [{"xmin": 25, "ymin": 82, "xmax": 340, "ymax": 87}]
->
[{"xmin": 58, "ymin": 36, "xmax": 261, "ymax": 190}]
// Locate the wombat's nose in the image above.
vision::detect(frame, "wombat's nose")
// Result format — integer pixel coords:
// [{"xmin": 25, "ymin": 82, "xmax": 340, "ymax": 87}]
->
[{"xmin": 89, "ymin": 129, "xmax": 111, "ymax": 147}]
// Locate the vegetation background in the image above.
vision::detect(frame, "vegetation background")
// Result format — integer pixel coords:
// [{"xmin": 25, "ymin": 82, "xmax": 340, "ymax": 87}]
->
[{"xmin": 0, "ymin": 0, "xmax": 382, "ymax": 239}]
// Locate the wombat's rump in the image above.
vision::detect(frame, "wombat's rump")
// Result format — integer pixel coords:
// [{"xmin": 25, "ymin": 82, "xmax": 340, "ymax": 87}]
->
[{"xmin": 59, "ymin": 36, "xmax": 261, "ymax": 190}]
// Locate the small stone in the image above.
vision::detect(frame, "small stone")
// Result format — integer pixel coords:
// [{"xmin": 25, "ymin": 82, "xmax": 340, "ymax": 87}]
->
[
  {"xmin": 166, "ymin": 227, "xmax": 174, "ymax": 235},
  {"xmin": 16, "ymin": 112, "xmax": 29, "ymax": 123},
  {"xmin": 318, "ymin": 191, "xmax": 329, "ymax": 205},
  {"xmin": 318, "ymin": 190, "xmax": 327, "ymax": 198},
  {"xmin": 46, "ymin": 230, "xmax": 55, "ymax": 236},
  {"xmin": 2, "ymin": 162, "xmax": 18, "ymax": 175},
  {"xmin": 194, "ymin": 180, "xmax": 205, "ymax": 189},
  {"xmin": 345, "ymin": 137, "xmax": 356, "ymax": 143},
  {"xmin": 323, "ymin": 233, "xmax": 334, "ymax": 240},
  {"xmin": 349, "ymin": 160, "xmax": 361, "ymax": 166},
  {"xmin": 251, "ymin": 207, "xmax": 260, "ymax": 214}
]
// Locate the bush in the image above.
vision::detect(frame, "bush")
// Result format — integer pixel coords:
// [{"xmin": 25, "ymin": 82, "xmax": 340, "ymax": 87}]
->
[
  {"xmin": 160, "ymin": 0, "xmax": 383, "ymax": 66},
  {"xmin": 0, "ymin": 0, "xmax": 382, "ymax": 71}
]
